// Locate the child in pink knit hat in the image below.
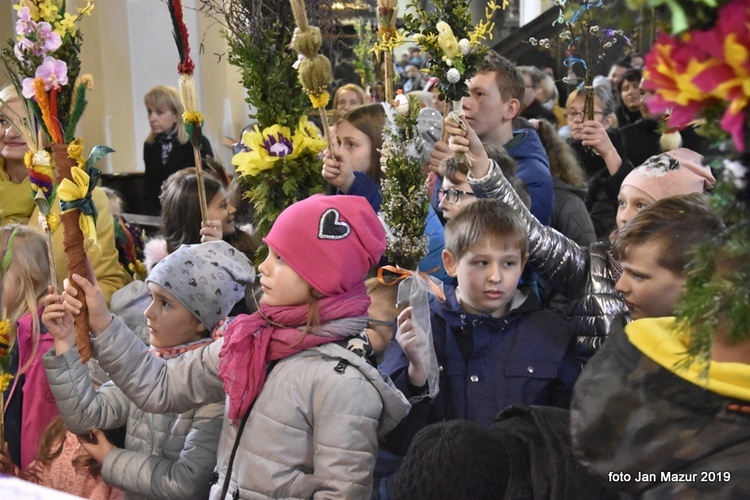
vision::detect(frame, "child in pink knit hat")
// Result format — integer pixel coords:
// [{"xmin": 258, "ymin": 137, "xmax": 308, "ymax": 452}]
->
[
  {"xmin": 47, "ymin": 194, "xmax": 410, "ymax": 499},
  {"xmin": 617, "ymin": 149, "xmax": 716, "ymax": 228}
]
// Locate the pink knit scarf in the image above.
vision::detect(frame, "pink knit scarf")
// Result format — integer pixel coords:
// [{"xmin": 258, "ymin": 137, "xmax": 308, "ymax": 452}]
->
[{"xmin": 218, "ymin": 284, "xmax": 371, "ymax": 423}]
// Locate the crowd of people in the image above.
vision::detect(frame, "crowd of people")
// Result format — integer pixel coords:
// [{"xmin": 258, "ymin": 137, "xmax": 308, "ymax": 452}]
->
[{"xmin": 0, "ymin": 36, "xmax": 747, "ymax": 500}]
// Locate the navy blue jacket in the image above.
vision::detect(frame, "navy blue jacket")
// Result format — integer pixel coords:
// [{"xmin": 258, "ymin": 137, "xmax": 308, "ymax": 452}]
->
[
  {"xmin": 505, "ymin": 128, "xmax": 555, "ymax": 225},
  {"xmin": 380, "ymin": 285, "xmax": 581, "ymax": 457}
]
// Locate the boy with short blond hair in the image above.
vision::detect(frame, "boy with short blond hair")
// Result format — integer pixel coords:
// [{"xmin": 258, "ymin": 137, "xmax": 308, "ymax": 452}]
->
[
  {"xmin": 374, "ymin": 199, "xmax": 580, "ymax": 497},
  {"xmin": 381, "ymin": 199, "xmax": 580, "ymax": 432}
]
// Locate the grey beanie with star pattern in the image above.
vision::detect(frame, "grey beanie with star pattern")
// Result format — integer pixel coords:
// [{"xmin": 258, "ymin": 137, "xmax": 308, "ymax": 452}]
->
[{"xmin": 147, "ymin": 240, "xmax": 256, "ymax": 330}]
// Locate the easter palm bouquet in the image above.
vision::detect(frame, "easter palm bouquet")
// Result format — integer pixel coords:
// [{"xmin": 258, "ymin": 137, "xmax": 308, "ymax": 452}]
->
[
  {"xmin": 200, "ymin": 0, "xmax": 332, "ymax": 245},
  {"xmin": 379, "ymin": 94, "xmax": 443, "ymax": 401},
  {"xmin": 1, "ymin": 0, "xmax": 110, "ymax": 363},
  {"xmin": 547, "ymin": 0, "xmax": 633, "ymax": 121},
  {"xmin": 403, "ymin": 0, "xmax": 501, "ymax": 114}
]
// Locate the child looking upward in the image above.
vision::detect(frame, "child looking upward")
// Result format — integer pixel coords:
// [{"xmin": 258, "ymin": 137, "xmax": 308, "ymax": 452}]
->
[
  {"xmin": 47, "ymin": 195, "xmax": 410, "ymax": 499},
  {"xmin": 43, "ymin": 240, "xmax": 255, "ymax": 499}
]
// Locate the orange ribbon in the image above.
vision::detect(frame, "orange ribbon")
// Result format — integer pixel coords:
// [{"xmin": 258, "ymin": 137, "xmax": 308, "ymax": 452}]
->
[{"xmin": 377, "ymin": 265, "xmax": 446, "ymax": 303}]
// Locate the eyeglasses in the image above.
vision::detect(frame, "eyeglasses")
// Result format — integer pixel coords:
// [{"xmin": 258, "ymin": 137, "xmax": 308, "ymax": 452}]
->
[
  {"xmin": 564, "ymin": 111, "xmax": 606, "ymax": 120},
  {"xmin": 438, "ymin": 187, "xmax": 476, "ymax": 204},
  {"xmin": 231, "ymin": 142, "xmax": 250, "ymax": 155}
]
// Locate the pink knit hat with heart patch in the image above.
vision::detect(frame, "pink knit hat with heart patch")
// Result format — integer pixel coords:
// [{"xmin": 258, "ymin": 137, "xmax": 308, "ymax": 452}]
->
[
  {"xmin": 621, "ymin": 148, "xmax": 716, "ymax": 200},
  {"xmin": 263, "ymin": 195, "xmax": 386, "ymax": 297}
]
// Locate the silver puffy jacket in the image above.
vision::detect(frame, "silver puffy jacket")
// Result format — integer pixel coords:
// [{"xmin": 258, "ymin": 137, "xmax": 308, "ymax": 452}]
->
[
  {"xmin": 44, "ymin": 346, "xmax": 223, "ymax": 500},
  {"xmin": 468, "ymin": 160, "xmax": 628, "ymax": 362}
]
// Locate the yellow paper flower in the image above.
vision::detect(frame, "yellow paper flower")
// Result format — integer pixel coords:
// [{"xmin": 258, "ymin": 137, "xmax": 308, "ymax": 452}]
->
[
  {"xmin": 0, "ymin": 373, "xmax": 13, "ymax": 393},
  {"xmin": 308, "ymin": 91, "xmax": 330, "ymax": 109},
  {"xmin": 24, "ymin": 150, "xmax": 34, "ymax": 169},
  {"xmin": 436, "ymin": 22, "xmax": 460, "ymax": 60},
  {"xmin": 67, "ymin": 138, "xmax": 83, "ymax": 158},
  {"xmin": 0, "ymin": 319, "xmax": 9, "ymax": 342},
  {"xmin": 232, "ymin": 120, "xmax": 326, "ymax": 177},
  {"xmin": 38, "ymin": 0, "xmax": 59, "ymax": 21},
  {"xmin": 46, "ymin": 213, "xmax": 60, "ymax": 232},
  {"xmin": 67, "ymin": 138, "xmax": 86, "ymax": 167},
  {"xmin": 0, "ymin": 318, "xmax": 10, "ymax": 360},
  {"xmin": 58, "ymin": 166, "xmax": 97, "ymax": 245},
  {"xmin": 55, "ymin": 12, "xmax": 79, "ymax": 37},
  {"xmin": 233, "ymin": 124, "xmax": 296, "ymax": 177},
  {"xmin": 182, "ymin": 111, "xmax": 204, "ymax": 126},
  {"xmin": 295, "ymin": 117, "xmax": 327, "ymax": 154}
]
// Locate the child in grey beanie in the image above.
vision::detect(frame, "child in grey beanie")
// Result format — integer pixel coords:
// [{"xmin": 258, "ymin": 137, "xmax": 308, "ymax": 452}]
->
[{"xmin": 147, "ymin": 240, "xmax": 256, "ymax": 331}]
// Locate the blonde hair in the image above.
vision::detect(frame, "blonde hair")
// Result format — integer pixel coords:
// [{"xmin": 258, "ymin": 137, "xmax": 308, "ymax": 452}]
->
[
  {"xmin": 1, "ymin": 225, "xmax": 50, "ymax": 375},
  {"xmin": 143, "ymin": 85, "xmax": 188, "ymax": 144},
  {"xmin": 332, "ymin": 83, "xmax": 366, "ymax": 111},
  {"xmin": 0, "ymin": 85, "xmax": 20, "ymax": 106}
]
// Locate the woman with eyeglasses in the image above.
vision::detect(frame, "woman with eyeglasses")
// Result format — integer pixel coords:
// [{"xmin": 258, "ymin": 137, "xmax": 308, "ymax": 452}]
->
[{"xmin": 564, "ymin": 86, "xmax": 635, "ymax": 238}]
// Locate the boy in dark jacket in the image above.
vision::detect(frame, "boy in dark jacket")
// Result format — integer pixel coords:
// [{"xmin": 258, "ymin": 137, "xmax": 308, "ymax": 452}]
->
[
  {"xmin": 373, "ymin": 199, "xmax": 580, "ymax": 498},
  {"xmin": 380, "ymin": 199, "xmax": 580, "ymax": 441}
]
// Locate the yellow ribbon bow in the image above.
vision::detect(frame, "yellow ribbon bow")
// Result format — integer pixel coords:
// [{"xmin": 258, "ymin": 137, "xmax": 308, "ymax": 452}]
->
[{"xmin": 57, "ymin": 166, "xmax": 98, "ymax": 246}]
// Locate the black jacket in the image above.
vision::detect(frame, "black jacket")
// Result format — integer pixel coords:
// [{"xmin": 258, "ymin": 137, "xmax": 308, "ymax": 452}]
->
[
  {"xmin": 619, "ymin": 119, "xmax": 708, "ymax": 168},
  {"xmin": 142, "ymin": 135, "xmax": 214, "ymax": 216}
]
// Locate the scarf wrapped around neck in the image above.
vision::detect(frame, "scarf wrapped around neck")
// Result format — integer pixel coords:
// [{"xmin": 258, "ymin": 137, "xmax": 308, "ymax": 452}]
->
[
  {"xmin": 157, "ymin": 125, "xmax": 177, "ymax": 166},
  {"xmin": 218, "ymin": 284, "xmax": 371, "ymax": 423}
]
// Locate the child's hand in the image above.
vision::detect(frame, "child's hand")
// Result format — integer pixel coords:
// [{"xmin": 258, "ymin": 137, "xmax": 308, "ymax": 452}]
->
[
  {"xmin": 0, "ymin": 443, "xmax": 19, "ymax": 477},
  {"xmin": 65, "ymin": 274, "xmax": 112, "ymax": 336},
  {"xmin": 395, "ymin": 307, "xmax": 427, "ymax": 388},
  {"xmin": 200, "ymin": 220, "xmax": 223, "ymax": 242},
  {"xmin": 444, "ymin": 115, "xmax": 491, "ymax": 178},
  {"xmin": 427, "ymin": 140, "xmax": 453, "ymax": 175},
  {"xmin": 321, "ymin": 149, "xmax": 355, "ymax": 193},
  {"xmin": 77, "ymin": 429, "xmax": 114, "ymax": 464},
  {"xmin": 42, "ymin": 285, "xmax": 76, "ymax": 354}
]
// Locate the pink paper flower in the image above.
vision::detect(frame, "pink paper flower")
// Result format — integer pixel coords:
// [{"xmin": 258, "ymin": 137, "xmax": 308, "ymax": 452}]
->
[
  {"xmin": 37, "ymin": 22, "xmax": 62, "ymax": 53},
  {"xmin": 35, "ymin": 56, "xmax": 68, "ymax": 91},
  {"xmin": 15, "ymin": 6, "xmax": 32, "ymax": 35},
  {"xmin": 21, "ymin": 77, "xmax": 37, "ymax": 98}
]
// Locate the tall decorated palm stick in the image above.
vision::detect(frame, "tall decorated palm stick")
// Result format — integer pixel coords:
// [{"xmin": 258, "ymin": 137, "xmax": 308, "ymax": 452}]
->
[
  {"xmin": 168, "ymin": 0, "xmax": 208, "ymax": 222},
  {"xmin": 379, "ymin": 95, "xmax": 444, "ymax": 400},
  {"xmin": 4, "ymin": 0, "xmax": 98, "ymax": 362},
  {"xmin": 377, "ymin": 0, "xmax": 399, "ymax": 104},
  {"xmin": 288, "ymin": 0, "xmax": 335, "ymax": 153}
]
